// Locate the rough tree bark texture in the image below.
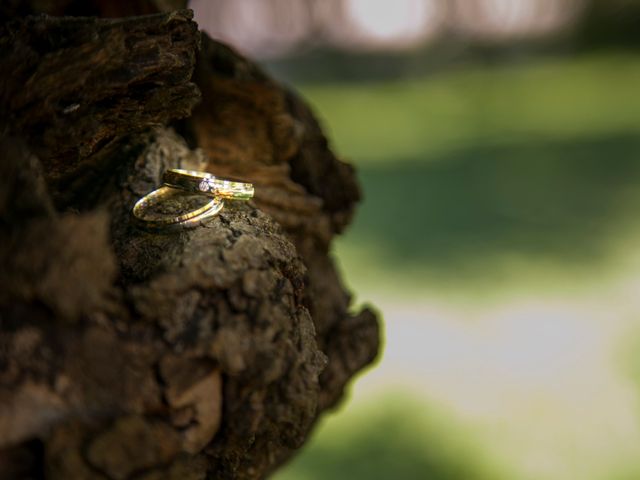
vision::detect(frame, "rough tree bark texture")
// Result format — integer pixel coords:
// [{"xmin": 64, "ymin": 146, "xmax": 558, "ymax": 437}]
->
[{"xmin": 0, "ymin": 4, "xmax": 379, "ymax": 480}]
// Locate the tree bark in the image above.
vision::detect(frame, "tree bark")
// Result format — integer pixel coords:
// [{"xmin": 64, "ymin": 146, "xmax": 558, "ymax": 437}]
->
[{"xmin": 0, "ymin": 6, "xmax": 379, "ymax": 480}]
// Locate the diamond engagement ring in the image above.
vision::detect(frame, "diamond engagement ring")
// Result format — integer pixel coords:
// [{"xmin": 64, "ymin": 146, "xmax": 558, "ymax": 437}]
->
[{"xmin": 163, "ymin": 169, "xmax": 254, "ymax": 200}]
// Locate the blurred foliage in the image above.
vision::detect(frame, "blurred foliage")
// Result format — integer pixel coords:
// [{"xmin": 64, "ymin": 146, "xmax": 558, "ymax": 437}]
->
[
  {"xmin": 274, "ymin": 394, "xmax": 507, "ymax": 480},
  {"xmin": 297, "ymin": 54, "xmax": 640, "ymax": 295},
  {"xmin": 337, "ymin": 134, "xmax": 640, "ymax": 290},
  {"xmin": 300, "ymin": 54, "xmax": 640, "ymax": 164},
  {"xmin": 577, "ymin": 0, "xmax": 640, "ymax": 49}
]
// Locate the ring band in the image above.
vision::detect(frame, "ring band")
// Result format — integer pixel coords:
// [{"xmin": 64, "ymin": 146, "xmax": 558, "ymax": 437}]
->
[
  {"xmin": 132, "ymin": 185, "xmax": 224, "ymax": 230},
  {"xmin": 136, "ymin": 200, "xmax": 224, "ymax": 231},
  {"xmin": 163, "ymin": 169, "xmax": 254, "ymax": 200}
]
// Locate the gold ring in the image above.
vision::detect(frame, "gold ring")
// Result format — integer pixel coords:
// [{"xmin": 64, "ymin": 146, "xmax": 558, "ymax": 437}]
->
[
  {"xmin": 132, "ymin": 185, "xmax": 224, "ymax": 231},
  {"xmin": 163, "ymin": 169, "xmax": 254, "ymax": 200}
]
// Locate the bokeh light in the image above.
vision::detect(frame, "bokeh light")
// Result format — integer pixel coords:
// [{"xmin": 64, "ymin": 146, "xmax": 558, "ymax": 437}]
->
[
  {"xmin": 452, "ymin": 0, "xmax": 587, "ymax": 39},
  {"xmin": 337, "ymin": 0, "xmax": 444, "ymax": 49}
]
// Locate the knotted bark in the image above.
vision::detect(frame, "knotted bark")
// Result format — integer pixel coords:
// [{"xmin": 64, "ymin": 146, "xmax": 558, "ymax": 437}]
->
[{"xmin": 0, "ymin": 6, "xmax": 379, "ymax": 480}]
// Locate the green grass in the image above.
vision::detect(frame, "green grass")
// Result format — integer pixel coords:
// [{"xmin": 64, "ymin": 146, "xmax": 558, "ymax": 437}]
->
[
  {"xmin": 301, "ymin": 54, "xmax": 640, "ymax": 165},
  {"xmin": 333, "ymin": 134, "xmax": 640, "ymax": 298},
  {"xmin": 298, "ymin": 53, "xmax": 640, "ymax": 297}
]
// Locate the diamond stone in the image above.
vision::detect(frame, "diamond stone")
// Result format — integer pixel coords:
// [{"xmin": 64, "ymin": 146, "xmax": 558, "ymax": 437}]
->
[{"xmin": 199, "ymin": 179, "xmax": 210, "ymax": 192}]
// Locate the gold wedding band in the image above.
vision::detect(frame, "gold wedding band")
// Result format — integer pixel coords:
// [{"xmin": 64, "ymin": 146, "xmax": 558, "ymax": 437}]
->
[
  {"xmin": 163, "ymin": 169, "xmax": 254, "ymax": 200},
  {"xmin": 132, "ymin": 185, "xmax": 224, "ymax": 231}
]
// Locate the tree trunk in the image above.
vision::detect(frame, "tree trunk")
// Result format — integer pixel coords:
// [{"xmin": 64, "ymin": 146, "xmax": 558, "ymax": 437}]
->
[{"xmin": 0, "ymin": 5, "xmax": 379, "ymax": 480}]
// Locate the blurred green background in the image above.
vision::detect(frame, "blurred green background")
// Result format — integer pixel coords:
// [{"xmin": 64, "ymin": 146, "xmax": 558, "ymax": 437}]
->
[
  {"xmin": 191, "ymin": 1, "xmax": 640, "ymax": 479},
  {"xmin": 281, "ymin": 53, "xmax": 640, "ymax": 480},
  {"xmin": 306, "ymin": 55, "xmax": 640, "ymax": 296}
]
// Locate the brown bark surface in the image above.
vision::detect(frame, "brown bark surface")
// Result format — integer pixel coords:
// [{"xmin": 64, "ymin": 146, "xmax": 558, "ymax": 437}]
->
[{"xmin": 0, "ymin": 6, "xmax": 379, "ymax": 480}]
